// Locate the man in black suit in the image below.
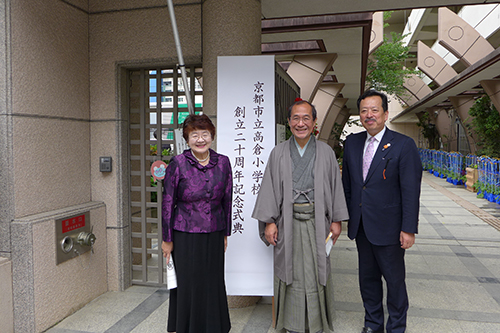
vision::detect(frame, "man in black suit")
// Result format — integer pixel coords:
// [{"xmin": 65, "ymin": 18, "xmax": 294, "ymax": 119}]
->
[{"xmin": 342, "ymin": 90, "xmax": 422, "ymax": 333}]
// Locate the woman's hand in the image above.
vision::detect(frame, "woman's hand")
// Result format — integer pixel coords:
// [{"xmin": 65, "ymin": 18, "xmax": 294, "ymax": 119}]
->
[
  {"xmin": 162, "ymin": 241, "xmax": 173, "ymax": 263},
  {"xmin": 224, "ymin": 236, "xmax": 228, "ymax": 252}
]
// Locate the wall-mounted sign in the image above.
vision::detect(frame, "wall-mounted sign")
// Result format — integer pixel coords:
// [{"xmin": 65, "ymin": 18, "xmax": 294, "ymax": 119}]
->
[
  {"xmin": 151, "ymin": 160, "xmax": 168, "ymax": 182},
  {"xmin": 61, "ymin": 214, "xmax": 86, "ymax": 233}
]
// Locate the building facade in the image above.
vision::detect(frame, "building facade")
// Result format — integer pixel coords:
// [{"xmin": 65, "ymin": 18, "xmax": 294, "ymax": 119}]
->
[{"xmin": 1, "ymin": 0, "xmax": 498, "ymax": 332}]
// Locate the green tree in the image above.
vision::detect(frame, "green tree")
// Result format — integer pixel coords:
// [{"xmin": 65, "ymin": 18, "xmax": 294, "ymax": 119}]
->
[
  {"xmin": 366, "ymin": 12, "xmax": 420, "ymax": 98},
  {"xmin": 468, "ymin": 95, "xmax": 500, "ymax": 158}
]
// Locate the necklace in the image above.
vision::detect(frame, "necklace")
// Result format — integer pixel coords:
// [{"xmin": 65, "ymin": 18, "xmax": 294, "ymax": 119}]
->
[{"xmin": 193, "ymin": 150, "xmax": 210, "ymax": 163}]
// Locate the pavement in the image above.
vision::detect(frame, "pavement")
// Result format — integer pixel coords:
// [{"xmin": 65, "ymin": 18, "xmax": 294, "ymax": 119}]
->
[{"xmin": 45, "ymin": 171, "xmax": 500, "ymax": 333}]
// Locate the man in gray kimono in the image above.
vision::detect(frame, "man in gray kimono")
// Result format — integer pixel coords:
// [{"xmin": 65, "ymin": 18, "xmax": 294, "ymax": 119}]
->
[{"xmin": 252, "ymin": 100, "xmax": 349, "ymax": 333}]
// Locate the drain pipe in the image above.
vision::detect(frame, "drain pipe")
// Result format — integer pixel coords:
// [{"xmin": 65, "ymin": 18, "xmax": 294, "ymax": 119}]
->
[{"xmin": 167, "ymin": 0, "xmax": 195, "ymax": 115}]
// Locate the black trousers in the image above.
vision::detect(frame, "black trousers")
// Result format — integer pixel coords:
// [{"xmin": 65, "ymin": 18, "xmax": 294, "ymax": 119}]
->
[{"xmin": 355, "ymin": 223, "xmax": 408, "ymax": 333}]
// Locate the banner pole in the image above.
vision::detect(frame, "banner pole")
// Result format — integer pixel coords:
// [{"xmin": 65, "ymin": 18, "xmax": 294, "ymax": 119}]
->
[{"xmin": 167, "ymin": 0, "xmax": 195, "ymax": 115}]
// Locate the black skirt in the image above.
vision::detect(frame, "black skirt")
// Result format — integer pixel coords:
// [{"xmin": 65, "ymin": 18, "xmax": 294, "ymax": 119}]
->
[{"xmin": 167, "ymin": 230, "xmax": 231, "ymax": 333}]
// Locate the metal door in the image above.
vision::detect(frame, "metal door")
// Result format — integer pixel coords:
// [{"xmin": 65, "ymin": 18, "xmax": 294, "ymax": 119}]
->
[{"xmin": 128, "ymin": 65, "xmax": 203, "ymax": 286}]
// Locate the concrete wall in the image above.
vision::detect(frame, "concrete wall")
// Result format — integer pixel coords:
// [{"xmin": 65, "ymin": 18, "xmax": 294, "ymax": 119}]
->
[
  {"xmin": 12, "ymin": 202, "xmax": 106, "ymax": 333},
  {"xmin": 202, "ymin": 0, "xmax": 262, "ymax": 124},
  {"xmin": 0, "ymin": 258, "xmax": 14, "ymax": 333},
  {"xmin": 3, "ymin": 1, "xmax": 204, "ymax": 330},
  {"xmin": 11, "ymin": 0, "xmax": 91, "ymax": 217},
  {"xmin": 0, "ymin": 0, "xmax": 14, "ymax": 256},
  {"xmin": 7, "ymin": 1, "xmax": 106, "ymax": 332},
  {"xmin": 1, "ymin": 3, "xmax": 15, "ymax": 333},
  {"xmin": 88, "ymin": 0, "xmax": 202, "ymax": 291}
]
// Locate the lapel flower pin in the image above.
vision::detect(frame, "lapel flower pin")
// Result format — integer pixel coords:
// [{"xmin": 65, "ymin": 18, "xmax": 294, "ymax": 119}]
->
[{"xmin": 382, "ymin": 143, "xmax": 391, "ymax": 151}]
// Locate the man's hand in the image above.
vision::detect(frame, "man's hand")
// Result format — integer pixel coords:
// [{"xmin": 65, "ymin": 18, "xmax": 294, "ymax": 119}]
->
[
  {"xmin": 329, "ymin": 221, "xmax": 342, "ymax": 245},
  {"xmin": 265, "ymin": 223, "xmax": 278, "ymax": 246},
  {"xmin": 400, "ymin": 231, "xmax": 415, "ymax": 249},
  {"xmin": 162, "ymin": 241, "xmax": 173, "ymax": 263},
  {"xmin": 224, "ymin": 236, "xmax": 228, "ymax": 252}
]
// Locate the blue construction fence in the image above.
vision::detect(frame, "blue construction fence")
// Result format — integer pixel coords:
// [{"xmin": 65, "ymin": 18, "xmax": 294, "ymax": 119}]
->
[{"xmin": 419, "ymin": 149, "xmax": 500, "ymax": 205}]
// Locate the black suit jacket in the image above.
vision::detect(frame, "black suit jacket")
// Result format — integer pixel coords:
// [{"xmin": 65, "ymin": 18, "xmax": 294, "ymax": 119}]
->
[{"xmin": 342, "ymin": 128, "xmax": 422, "ymax": 246}]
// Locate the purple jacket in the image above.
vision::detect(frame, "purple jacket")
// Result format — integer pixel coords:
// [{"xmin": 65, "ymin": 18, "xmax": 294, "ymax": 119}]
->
[{"xmin": 162, "ymin": 149, "xmax": 233, "ymax": 242}]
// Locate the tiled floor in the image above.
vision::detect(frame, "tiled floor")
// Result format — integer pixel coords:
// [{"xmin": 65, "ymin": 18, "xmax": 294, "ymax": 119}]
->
[{"xmin": 46, "ymin": 172, "xmax": 500, "ymax": 332}]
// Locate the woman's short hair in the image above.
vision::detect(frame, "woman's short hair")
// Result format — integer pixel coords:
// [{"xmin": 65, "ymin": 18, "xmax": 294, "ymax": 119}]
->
[{"xmin": 182, "ymin": 114, "xmax": 216, "ymax": 141}]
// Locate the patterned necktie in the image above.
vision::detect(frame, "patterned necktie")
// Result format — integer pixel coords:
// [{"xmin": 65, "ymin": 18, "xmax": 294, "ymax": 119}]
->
[{"xmin": 363, "ymin": 137, "xmax": 376, "ymax": 181}]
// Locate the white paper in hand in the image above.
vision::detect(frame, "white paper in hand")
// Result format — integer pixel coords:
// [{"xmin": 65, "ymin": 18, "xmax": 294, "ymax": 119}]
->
[
  {"xmin": 325, "ymin": 232, "xmax": 333, "ymax": 256},
  {"xmin": 165, "ymin": 256, "xmax": 177, "ymax": 290}
]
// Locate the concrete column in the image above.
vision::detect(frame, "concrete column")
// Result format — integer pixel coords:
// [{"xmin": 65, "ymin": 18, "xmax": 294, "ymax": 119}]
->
[
  {"xmin": 286, "ymin": 53, "xmax": 338, "ymax": 102},
  {"xmin": 369, "ymin": 12, "xmax": 384, "ymax": 54},
  {"xmin": 328, "ymin": 108, "xmax": 351, "ymax": 149},
  {"xmin": 317, "ymin": 97, "xmax": 348, "ymax": 143},
  {"xmin": 312, "ymin": 82, "xmax": 344, "ymax": 131},
  {"xmin": 438, "ymin": 7, "xmax": 494, "ymax": 67},
  {"xmin": 417, "ymin": 40, "xmax": 457, "ymax": 87},
  {"xmin": 398, "ymin": 90, "xmax": 419, "ymax": 107},
  {"xmin": 480, "ymin": 79, "xmax": 500, "ymax": 116},
  {"xmin": 448, "ymin": 95, "xmax": 479, "ymax": 154},
  {"xmin": 435, "ymin": 108, "xmax": 457, "ymax": 152},
  {"xmin": 202, "ymin": 0, "xmax": 261, "ymax": 135},
  {"xmin": 426, "ymin": 107, "xmax": 438, "ymax": 124},
  {"xmin": 427, "ymin": 107, "xmax": 448, "ymax": 147},
  {"xmin": 403, "ymin": 73, "xmax": 432, "ymax": 101}
]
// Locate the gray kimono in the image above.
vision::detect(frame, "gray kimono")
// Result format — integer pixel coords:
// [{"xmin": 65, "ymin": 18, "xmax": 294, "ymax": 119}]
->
[{"xmin": 252, "ymin": 136, "xmax": 349, "ymax": 286}]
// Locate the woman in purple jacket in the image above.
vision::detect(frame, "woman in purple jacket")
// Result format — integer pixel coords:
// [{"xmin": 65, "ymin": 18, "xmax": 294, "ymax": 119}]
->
[{"xmin": 161, "ymin": 114, "xmax": 232, "ymax": 333}]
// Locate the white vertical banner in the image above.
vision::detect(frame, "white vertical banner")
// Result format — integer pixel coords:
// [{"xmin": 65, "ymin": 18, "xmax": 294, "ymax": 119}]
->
[{"xmin": 217, "ymin": 55, "xmax": 275, "ymax": 296}]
